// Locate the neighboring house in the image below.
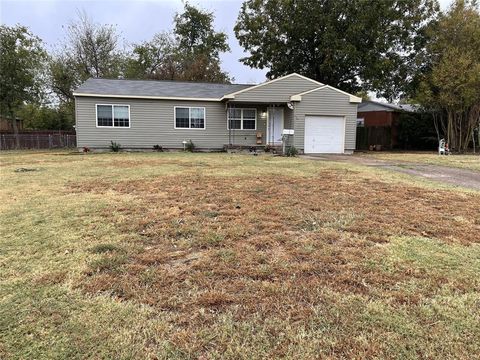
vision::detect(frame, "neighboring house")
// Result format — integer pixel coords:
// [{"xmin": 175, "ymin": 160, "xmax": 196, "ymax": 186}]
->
[
  {"xmin": 0, "ymin": 116, "xmax": 23, "ymax": 132},
  {"xmin": 357, "ymin": 100, "xmax": 417, "ymax": 150},
  {"xmin": 74, "ymin": 73, "xmax": 361, "ymax": 154}
]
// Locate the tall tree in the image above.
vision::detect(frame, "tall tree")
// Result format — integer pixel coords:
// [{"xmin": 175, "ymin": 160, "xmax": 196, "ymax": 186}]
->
[
  {"xmin": 124, "ymin": 32, "xmax": 180, "ymax": 80},
  {"xmin": 50, "ymin": 11, "xmax": 123, "ymax": 103},
  {"xmin": 174, "ymin": 3, "xmax": 231, "ymax": 82},
  {"xmin": 0, "ymin": 25, "xmax": 47, "ymax": 148},
  {"xmin": 416, "ymin": 0, "xmax": 480, "ymax": 152},
  {"xmin": 174, "ymin": 3, "xmax": 229, "ymax": 58},
  {"xmin": 125, "ymin": 3, "xmax": 231, "ymax": 83},
  {"xmin": 235, "ymin": 0, "xmax": 438, "ymax": 99}
]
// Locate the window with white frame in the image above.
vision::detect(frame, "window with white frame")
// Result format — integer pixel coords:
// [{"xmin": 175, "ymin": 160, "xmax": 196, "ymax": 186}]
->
[
  {"xmin": 96, "ymin": 104, "xmax": 130, "ymax": 127},
  {"xmin": 227, "ymin": 108, "xmax": 257, "ymax": 130},
  {"xmin": 175, "ymin": 107, "xmax": 205, "ymax": 129}
]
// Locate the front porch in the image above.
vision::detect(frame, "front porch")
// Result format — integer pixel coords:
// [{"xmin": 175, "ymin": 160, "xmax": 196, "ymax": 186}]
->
[{"xmin": 224, "ymin": 102, "xmax": 295, "ymax": 149}]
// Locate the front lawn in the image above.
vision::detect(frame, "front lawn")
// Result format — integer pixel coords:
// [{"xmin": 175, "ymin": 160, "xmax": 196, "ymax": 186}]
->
[{"xmin": 1, "ymin": 151, "xmax": 479, "ymax": 359}]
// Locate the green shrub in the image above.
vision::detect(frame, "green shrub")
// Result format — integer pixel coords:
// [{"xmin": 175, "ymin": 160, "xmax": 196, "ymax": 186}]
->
[
  {"xmin": 398, "ymin": 112, "xmax": 438, "ymax": 150},
  {"xmin": 110, "ymin": 141, "xmax": 121, "ymax": 152},
  {"xmin": 185, "ymin": 140, "xmax": 195, "ymax": 152},
  {"xmin": 285, "ymin": 146, "xmax": 299, "ymax": 157}
]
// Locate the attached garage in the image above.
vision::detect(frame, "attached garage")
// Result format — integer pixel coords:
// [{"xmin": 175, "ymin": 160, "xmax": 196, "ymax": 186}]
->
[
  {"xmin": 304, "ymin": 116, "xmax": 345, "ymax": 154},
  {"xmin": 291, "ymin": 86, "xmax": 361, "ymax": 154}
]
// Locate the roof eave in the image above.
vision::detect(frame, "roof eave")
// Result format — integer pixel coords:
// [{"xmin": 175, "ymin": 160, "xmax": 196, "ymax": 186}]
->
[
  {"xmin": 221, "ymin": 73, "xmax": 323, "ymax": 99},
  {"xmin": 290, "ymin": 85, "xmax": 362, "ymax": 103},
  {"xmin": 72, "ymin": 92, "xmax": 222, "ymax": 102}
]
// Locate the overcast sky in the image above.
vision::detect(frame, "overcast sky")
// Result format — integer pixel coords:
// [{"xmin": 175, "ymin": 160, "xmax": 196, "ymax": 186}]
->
[{"xmin": 1, "ymin": 0, "xmax": 453, "ymax": 84}]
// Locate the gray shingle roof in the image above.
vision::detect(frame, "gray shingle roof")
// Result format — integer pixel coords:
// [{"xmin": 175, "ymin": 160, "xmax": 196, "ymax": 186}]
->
[
  {"xmin": 358, "ymin": 100, "xmax": 418, "ymax": 113},
  {"xmin": 73, "ymin": 78, "xmax": 253, "ymax": 99}
]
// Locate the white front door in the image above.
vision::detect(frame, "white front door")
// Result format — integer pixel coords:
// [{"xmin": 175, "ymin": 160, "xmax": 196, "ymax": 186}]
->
[
  {"xmin": 304, "ymin": 116, "xmax": 345, "ymax": 154},
  {"xmin": 267, "ymin": 107, "xmax": 284, "ymax": 144}
]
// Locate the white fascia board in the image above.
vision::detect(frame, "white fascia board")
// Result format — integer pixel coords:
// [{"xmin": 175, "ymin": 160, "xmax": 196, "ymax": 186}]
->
[
  {"xmin": 290, "ymin": 85, "xmax": 362, "ymax": 103},
  {"xmin": 220, "ymin": 73, "xmax": 324, "ymax": 100},
  {"xmin": 73, "ymin": 93, "xmax": 222, "ymax": 102}
]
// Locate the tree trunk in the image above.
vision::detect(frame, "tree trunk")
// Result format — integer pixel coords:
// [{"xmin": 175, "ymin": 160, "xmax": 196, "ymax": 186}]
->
[
  {"xmin": 11, "ymin": 113, "xmax": 20, "ymax": 150},
  {"xmin": 473, "ymin": 130, "xmax": 476, "ymax": 154},
  {"xmin": 433, "ymin": 112, "xmax": 441, "ymax": 143},
  {"xmin": 478, "ymin": 124, "xmax": 480, "ymax": 153}
]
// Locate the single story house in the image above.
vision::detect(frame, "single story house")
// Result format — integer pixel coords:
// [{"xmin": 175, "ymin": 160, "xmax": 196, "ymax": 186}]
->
[
  {"xmin": 74, "ymin": 73, "xmax": 361, "ymax": 154},
  {"xmin": 357, "ymin": 100, "xmax": 417, "ymax": 150}
]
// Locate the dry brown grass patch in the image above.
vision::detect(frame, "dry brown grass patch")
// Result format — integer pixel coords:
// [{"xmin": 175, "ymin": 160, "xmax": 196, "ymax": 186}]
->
[{"xmin": 70, "ymin": 170, "xmax": 480, "ymax": 354}]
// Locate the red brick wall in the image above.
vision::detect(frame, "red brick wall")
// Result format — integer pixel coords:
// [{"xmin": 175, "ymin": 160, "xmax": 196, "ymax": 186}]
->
[{"xmin": 358, "ymin": 111, "xmax": 393, "ymax": 127}]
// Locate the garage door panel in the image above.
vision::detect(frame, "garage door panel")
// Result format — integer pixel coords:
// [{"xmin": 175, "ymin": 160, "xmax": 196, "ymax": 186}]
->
[{"xmin": 304, "ymin": 116, "xmax": 344, "ymax": 154}]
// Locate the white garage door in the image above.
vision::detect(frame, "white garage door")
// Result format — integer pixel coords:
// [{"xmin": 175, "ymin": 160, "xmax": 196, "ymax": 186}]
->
[{"xmin": 304, "ymin": 116, "xmax": 345, "ymax": 154}]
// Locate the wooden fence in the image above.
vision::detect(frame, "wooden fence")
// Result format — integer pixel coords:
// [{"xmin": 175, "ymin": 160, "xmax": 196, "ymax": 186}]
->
[
  {"xmin": 0, "ymin": 133, "xmax": 77, "ymax": 150},
  {"xmin": 356, "ymin": 126, "xmax": 392, "ymax": 150}
]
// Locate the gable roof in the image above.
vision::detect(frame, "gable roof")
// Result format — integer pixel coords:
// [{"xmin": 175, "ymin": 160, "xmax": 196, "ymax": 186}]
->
[
  {"xmin": 221, "ymin": 73, "xmax": 323, "ymax": 100},
  {"xmin": 290, "ymin": 85, "xmax": 362, "ymax": 103},
  {"xmin": 358, "ymin": 100, "xmax": 418, "ymax": 112},
  {"xmin": 73, "ymin": 78, "xmax": 253, "ymax": 101},
  {"xmin": 73, "ymin": 74, "xmax": 358, "ymax": 104}
]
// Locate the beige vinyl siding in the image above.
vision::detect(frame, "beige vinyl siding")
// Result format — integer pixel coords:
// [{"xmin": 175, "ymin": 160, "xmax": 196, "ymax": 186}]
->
[
  {"xmin": 293, "ymin": 87, "xmax": 358, "ymax": 151},
  {"xmin": 231, "ymin": 75, "xmax": 320, "ymax": 103},
  {"xmin": 76, "ymin": 97, "xmax": 231, "ymax": 149},
  {"xmin": 76, "ymin": 97, "xmax": 270, "ymax": 149},
  {"xmin": 75, "ymin": 78, "xmax": 356, "ymax": 150}
]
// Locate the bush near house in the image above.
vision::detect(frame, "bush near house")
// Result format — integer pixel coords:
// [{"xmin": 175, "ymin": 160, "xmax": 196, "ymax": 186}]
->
[{"xmin": 109, "ymin": 141, "xmax": 121, "ymax": 152}]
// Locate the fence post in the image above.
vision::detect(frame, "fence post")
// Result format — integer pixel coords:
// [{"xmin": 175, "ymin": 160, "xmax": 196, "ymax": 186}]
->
[
  {"xmin": 48, "ymin": 135, "xmax": 52, "ymax": 149},
  {"xmin": 37, "ymin": 135, "xmax": 40, "ymax": 149}
]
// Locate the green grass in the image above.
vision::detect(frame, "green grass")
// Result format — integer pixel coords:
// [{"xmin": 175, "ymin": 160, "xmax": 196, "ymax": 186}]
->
[{"xmin": 1, "ymin": 150, "xmax": 479, "ymax": 359}]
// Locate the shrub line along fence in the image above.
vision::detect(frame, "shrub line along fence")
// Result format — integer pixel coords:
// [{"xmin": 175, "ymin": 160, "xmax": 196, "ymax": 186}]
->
[{"xmin": 0, "ymin": 132, "xmax": 77, "ymax": 150}]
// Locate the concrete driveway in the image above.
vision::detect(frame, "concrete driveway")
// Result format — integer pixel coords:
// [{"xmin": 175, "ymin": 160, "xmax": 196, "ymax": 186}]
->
[{"xmin": 302, "ymin": 154, "xmax": 480, "ymax": 190}]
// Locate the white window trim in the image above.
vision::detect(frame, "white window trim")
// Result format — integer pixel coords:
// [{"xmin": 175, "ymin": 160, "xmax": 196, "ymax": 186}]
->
[
  {"xmin": 227, "ymin": 108, "xmax": 257, "ymax": 130},
  {"xmin": 95, "ymin": 104, "xmax": 131, "ymax": 128},
  {"xmin": 173, "ymin": 106, "xmax": 207, "ymax": 130}
]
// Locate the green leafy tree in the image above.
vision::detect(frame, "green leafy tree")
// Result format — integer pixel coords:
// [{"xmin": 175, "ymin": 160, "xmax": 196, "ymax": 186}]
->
[
  {"xmin": 0, "ymin": 25, "xmax": 47, "ymax": 148},
  {"xmin": 235, "ymin": 0, "xmax": 438, "ymax": 99},
  {"xmin": 126, "ymin": 3, "xmax": 231, "ymax": 83},
  {"xmin": 416, "ymin": 0, "xmax": 480, "ymax": 152},
  {"xmin": 124, "ymin": 32, "xmax": 180, "ymax": 80},
  {"xmin": 174, "ymin": 3, "xmax": 229, "ymax": 58},
  {"xmin": 17, "ymin": 103, "xmax": 74, "ymax": 131}
]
